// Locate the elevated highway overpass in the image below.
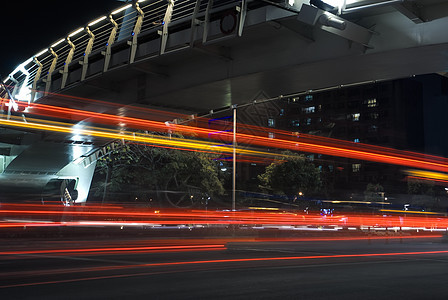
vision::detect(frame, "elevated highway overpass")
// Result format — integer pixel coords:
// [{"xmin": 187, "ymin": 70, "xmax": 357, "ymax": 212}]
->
[{"xmin": 1, "ymin": 0, "xmax": 448, "ymax": 203}]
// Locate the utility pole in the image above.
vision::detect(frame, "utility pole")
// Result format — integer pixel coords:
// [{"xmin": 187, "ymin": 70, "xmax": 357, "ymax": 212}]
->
[{"xmin": 232, "ymin": 105, "xmax": 237, "ymax": 211}]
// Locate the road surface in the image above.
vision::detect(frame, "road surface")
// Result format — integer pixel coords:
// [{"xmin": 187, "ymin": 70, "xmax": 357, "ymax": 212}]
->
[{"xmin": 1, "ymin": 233, "xmax": 448, "ymax": 299}]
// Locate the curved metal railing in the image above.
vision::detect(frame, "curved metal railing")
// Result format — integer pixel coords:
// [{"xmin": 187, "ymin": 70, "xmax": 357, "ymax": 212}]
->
[{"xmin": 1, "ymin": 0, "xmax": 274, "ymax": 111}]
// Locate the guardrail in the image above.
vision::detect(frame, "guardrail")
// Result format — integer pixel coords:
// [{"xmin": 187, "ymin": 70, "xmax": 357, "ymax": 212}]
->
[{"xmin": 1, "ymin": 0, "xmax": 283, "ymax": 112}]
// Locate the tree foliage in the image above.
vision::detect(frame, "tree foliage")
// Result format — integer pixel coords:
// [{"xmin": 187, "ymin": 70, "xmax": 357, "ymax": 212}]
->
[
  {"xmin": 364, "ymin": 183, "xmax": 384, "ymax": 202},
  {"xmin": 407, "ymin": 179, "xmax": 444, "ymax": 197},
  {"xmin": 258, "ymin": 151, "xmax": 321, "ymax": 197},
  {"xmin": 92, "ymin": 141, "xmax": 225, "ymax": 206}
]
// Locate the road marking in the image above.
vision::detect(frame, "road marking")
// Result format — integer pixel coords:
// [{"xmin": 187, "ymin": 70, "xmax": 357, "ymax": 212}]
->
[{"xmin": 2, "ymin": 249, "xmax": 448, "ymax": 288}]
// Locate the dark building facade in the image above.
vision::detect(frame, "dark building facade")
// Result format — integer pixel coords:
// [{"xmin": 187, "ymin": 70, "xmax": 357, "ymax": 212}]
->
[
  {"xmin": 276, "ymin": 77, "xmax": 426, "ymax": 197},
  {"xmin": 208, "ymin": 74, "xmax": 448, "ymax": 202}
]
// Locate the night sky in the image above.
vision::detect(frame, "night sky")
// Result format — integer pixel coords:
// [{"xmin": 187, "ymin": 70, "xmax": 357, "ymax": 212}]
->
[{"xmin": 0, "ymin": 0, "xmax": 125, "ymax": 79}]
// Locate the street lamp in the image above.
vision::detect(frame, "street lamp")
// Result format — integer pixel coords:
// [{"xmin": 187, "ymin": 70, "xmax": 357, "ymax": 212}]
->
[{"xmin": 232, "ymin": 105, "xmax": 237, "ymax": 211}]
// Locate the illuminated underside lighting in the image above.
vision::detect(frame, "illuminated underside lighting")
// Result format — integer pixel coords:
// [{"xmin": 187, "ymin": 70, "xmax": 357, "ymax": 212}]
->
[
  {"xmin": 319, "ymin": 13, "xmax": 346, "ymax": 30},
  {"xmin": 320, "ymin": 0, "xmax": 342, "ymax": 7},
  {"xmin": 51, "ymin": 39, "xmax": 65, "ymax": 48},
  {"xmin": 88, "ymin": 16, "xmax": 107, "ymax": 27},
  {"xmin": 34, "ymin": 49, "xmax": 48, "ymax": 57},
  {"xmin": 68, "ymin": 27, "xmax": 84, "ymax": 38},
  {"xmin": 112, "ymin": 4, "xmax": 132, "ymax": 15},
  {"xmin": 22, "ymin": 57, "xmax": 33, "ymax": 66},
  {"xmin": 320, "ymin": 0, "xmax": 358, "ymax": 7}
]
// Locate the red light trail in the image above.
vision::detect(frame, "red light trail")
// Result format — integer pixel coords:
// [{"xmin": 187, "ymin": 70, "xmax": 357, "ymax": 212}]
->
[
  {"xmin": 2, "ymin": 248, "xmax": 448, "ymax": 289},
  {"xmin": 0, "ymin": 244, "xmax": 226, "ymax": 256},
  {"xmin": 5, "ymin": 100, "xmax": 448, "ymax": 172},
  {"xmin": 1, "ymin": 204, "xmax": 447, "ymax": 230}
]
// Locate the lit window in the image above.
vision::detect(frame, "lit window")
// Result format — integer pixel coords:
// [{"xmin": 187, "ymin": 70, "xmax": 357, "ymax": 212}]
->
[
  {"xmin": 369, "ymin": 125, "xmax": 378, "ymax": 132},
  {"xmin": 307, "ymin": 154, "xmax": 314, "ymax": 161},
  {"xmin": 305, "ymin": 95, "xmax": 313, "ymax": 102},
  {"xmin": 279, "ymin": 109, "xmax": 284, "ymax": 116},
  {"xmin": 353, "ymin": 138, "xmax": 360, "ymax": 143},
  {"xmin": 352, "ymin": 163, "xmax": 361, "ymax": 172},
  {"xmin": 303, "ymin": 106, "xmax": 315, "ymax": 114},
  {"xmin": 268, "ymin": 118, "xmax": 275, "ymax": 127},
  {"xmin": 367, "ymin": 98, "xmax": 378, "ymax": 107},
  {"xmin": 351, "ymin": 113, "xmax": 360, "ymax": 121},
  {"xmin": 306, "ymin": 118, "xmax": 312, "ymax": 125},
  {"xmin": 292, "ymin": 120, "xmax": 300, "ymax": 127},
  {"xmin": 268, "ymin": 132, "xmax": 275, "ymax": 139}
]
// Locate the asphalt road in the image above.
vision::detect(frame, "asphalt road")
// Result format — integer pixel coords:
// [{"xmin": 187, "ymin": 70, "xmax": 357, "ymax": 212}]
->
[{"xmin": 1, "ymin": 234, "xmax": 448, "ymax": 299}]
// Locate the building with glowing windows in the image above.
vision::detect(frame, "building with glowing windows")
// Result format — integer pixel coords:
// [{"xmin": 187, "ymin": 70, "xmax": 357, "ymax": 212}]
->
[{"xmin": 223, "ymin": 74, "xmax": 448, "ymax": 206}]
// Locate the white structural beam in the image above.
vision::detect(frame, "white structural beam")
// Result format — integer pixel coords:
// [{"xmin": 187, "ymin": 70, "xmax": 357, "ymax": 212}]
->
[
  {"xmin": 31, "ymin": 57, "xmax": 43, "ymax": 102},
  {"xmin": 160, "ymin": 0, "xmax": 175, "ymax": 55},
  {"xmin": 44, "ymin": 48, "xmax": 58, "ymax": 95},
  {"xmin": 203, "ymin": 0, "xmax": 213, "ymax": 43},
  {"xmin": 102, "ymin": 15, "xmax": 119, "ymax": 72},
  {"xmin": 129, "ymin": 2, "xmax": 145, "ymax": 63},
  {"xmin": 237, "ymin": 0, "xmax": 247, "ymax": 37},
  {"xmin": 60, "ymin": 38, "xmax": 76, "ymax": 89},
  {"xmin": 298, "ymin": 4, "xmax": 373, "ymax": 47},
  {"xmin": 190, "ymin": 0, "xmax": 202, "ymax": 46},
  {"xmin": 81, "ymin": 27, "xmax": 95, "ymax": 81}
]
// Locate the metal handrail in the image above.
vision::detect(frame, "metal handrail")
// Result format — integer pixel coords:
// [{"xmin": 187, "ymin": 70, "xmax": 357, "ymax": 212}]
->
[{"xmin": 0, "ymin": 0, "xmax": 264, "ymax": 108}]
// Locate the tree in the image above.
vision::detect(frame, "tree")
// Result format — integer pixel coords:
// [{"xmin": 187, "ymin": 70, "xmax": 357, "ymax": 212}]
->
[
  {"xmin": 407, "ymin": 178, "xmax": 445, "ymax": 198},
  {"xmin": 364, "ymin": 183, "xmax": 384, "ymax": 202},
  {"xmin": 258, "ymin": 151, "xmax": 321, "ymax": 198},
  {"xmin": 408, "ymin": 179, "xmax": 434, "ymax": 195},
  {"xmin": 92, "ymin": 140, "xmax": 225, "ymax": 207}
]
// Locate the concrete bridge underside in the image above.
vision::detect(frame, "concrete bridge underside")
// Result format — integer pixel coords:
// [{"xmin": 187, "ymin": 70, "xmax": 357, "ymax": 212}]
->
[{"xmin": 56, "ymin": 1, "xmax": 448, "ymax": 112}]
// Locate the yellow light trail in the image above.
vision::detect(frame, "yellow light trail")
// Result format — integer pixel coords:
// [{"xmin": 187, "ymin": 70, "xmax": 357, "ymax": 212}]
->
[
  {"xmin": 0, "ymin": 116, "xmax": 281, "ymax": 159},
  {"xmin": 379, "ymin": 209, "xmax": 442, "ymax": 215},
  {"xmin": 404, "ymin": 169, "xmax": 448, "ymax": 181},
  {"xmin": 3, "ymin": 113, "xmax": 448, "ymax": 173}
]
